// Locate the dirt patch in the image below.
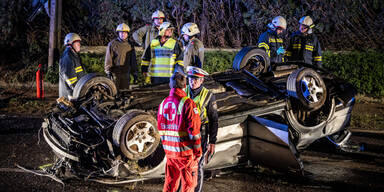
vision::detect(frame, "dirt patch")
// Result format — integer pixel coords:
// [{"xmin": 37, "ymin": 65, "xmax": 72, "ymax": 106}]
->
[
  {"xmin": 350, "ymin": 99, "xmax": 384, "ymax": 130},
  {"xmin": 0, "ymin": 81, "xmax": 58, "ymax": 116}
]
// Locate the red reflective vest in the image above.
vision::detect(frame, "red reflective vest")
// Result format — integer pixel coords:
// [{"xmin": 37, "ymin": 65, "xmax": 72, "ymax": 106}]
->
[{"xmin": 157, "ymin": 88, "xmax": 202, "ymax": 159}]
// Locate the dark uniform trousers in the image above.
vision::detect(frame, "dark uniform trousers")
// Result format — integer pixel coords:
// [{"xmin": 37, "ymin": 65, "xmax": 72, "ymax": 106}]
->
[{"xmin": 195, "ymin": 124, "xmax": 208, "ymax": 192}]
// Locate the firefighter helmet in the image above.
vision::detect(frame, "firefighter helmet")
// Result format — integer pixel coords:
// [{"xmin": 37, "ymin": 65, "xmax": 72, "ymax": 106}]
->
[
  {"xmin": 116, "ymin": 23, "xmax": 130, "ymax": 32},
  {"xmin": 299, "ymin": 16, "xmax": 314, "ymax": 34},
  {"xmin": 64, "ymin": 33, "xmax": 81, "ymax": 46},
  {"xmin": 152, "ymin": 10, "xmax": 165, "ymax": 19},
  {"xmin": 181, "ymin": 22, "xmax": 200, "ymax": 36},
  {"xmin": 299, "ymin": 16, "xmax": 315, "ymax": 28},
  {"xmin": 158, "ymin": 22, "xmax": 175, "ymax": 36},
  {"xmin": 270, "ymin": 16, "xmax": 287, "ymax": 30}
]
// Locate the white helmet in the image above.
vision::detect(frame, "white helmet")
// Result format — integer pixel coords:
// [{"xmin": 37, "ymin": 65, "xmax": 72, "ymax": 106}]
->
[
  {"xmin": 181, "ymin": 22, "xmax": 200, "ymax": 36},
  {"xmin": 116, "ymin": 23, "xmax": 130, "ymax": 32},
  {"xmin": 299, "ymin": 16, "xmax": 315, "ymax": 34},
  {"xmin": 152, "ymin": 10, "xmax": 165, "ymax": 19},
  {"xmin": 158, "ymin": 22, "xmax": 175, "ymax": 36},
  {"xmin": 269, "ymin": 16, "xmax": 287, "ymax": 30},
  {"xmin": 299, "ymin": 16, "xmax": 314, "ymax": 27},
  {"xmin": 187, "ymin": 66, "xmax": 209, "ymax": 78},
  {"xmin": 64, "ymin": 33, "xmax": 81, "ymax": 46}
]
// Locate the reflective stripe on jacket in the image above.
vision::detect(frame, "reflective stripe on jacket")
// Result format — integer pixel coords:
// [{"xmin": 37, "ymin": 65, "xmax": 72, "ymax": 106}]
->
[
  {"xmin": 186, "ymin": 85, "xmax": 212, "ymax": 124},
  {"xmin": 59, "ymin": 47, "xmax": 86, "ymax": 99},
  {"xmin": 157, "ymin": 88, "xmax": 202, "ymax": 158},
  {"xmin": 286, "ymin": 31, "xmax": 322, "ymax": 67},
  {"xmin": 258, "ymin": 29, "xmax": 285, "ymax": 63},
  {"xmin": 141, "ymin": 38, "xmax": 184, "ymax": 78}
]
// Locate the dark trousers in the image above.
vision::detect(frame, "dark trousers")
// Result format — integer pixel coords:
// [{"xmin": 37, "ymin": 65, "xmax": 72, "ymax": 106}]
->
[
  {"xmin": 195, "ymin": 135, "xmax": 208, "ymax": 192},
  {"xmin": 151, "ymin": 77, "xmax": 170, "ymax": 85},
  {"xmin": 112, "ymin": 72, "xmax": 130, "ymax": 90}
]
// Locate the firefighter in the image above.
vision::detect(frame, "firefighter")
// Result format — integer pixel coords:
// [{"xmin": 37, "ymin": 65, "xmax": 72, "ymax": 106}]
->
[
  {"xmin": 258, "ymin": 16, "xmax": 287, "ymax": 66},
  {"xmin": 141, "ymin": 22, "xmax": 184, "ymax": 84},
  {"xmin": 104, "ymin": 23, "xmax": 138, "ymax": 90},
  {"xmin": 186, "ymin": 66, "xmax": 218, "ymax": 192},
  {"xmin": 285, "ymin": 16, "xmax": 322, "ymax": 67},
  {"xmin": 59, "ymin": 33, "xmax": 86, "ymax": 100},
  {"xmin": 158, "ymin": 71, "xmax": 202, "ymax": 192},
  {"xmin": 181, "ymin": 22, "xmax": 204, "ymax": 68},
  {"xmin": 133, "ymin": 10, "xmax": 165, "ymax": 50}
]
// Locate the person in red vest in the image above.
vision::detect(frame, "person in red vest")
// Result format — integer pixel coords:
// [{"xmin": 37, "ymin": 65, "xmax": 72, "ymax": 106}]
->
[{"xmin": 157, "ymin": 71, "xmax": 202, "ymax": 192}]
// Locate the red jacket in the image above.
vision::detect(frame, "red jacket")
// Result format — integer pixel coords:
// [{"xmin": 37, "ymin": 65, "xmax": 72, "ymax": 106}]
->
[{"xmin": 158, "ymin": 88, "xmax": 202, "ymax": 159}]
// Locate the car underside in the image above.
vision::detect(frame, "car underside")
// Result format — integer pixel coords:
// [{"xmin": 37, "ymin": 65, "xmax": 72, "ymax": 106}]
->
[{"xmin": 42, "ymin": 47, "xmax": 356, "ymax": 184}]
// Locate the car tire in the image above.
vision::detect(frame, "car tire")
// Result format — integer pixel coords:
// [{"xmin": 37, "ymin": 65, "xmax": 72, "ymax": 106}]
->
[
  {"xmin": 287, "ymin": 68, "xmax": 327, "ymax": 111},
  {"xmin": 113, "ymin": 110, "xmax": 160, "ymax": 161},
  {"xmin": 286, "ymin": 97, "xmax": 336, "ymax": 150},
  {"xmin": 233, "ymin": 47, "xmax": 270, "ymax": 75},
  {"xmin": 72, "ymin": 73, "xmax": 117, "ymax": 100}
]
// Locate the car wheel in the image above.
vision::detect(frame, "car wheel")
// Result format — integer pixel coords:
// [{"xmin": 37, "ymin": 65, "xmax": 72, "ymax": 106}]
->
[
  {"xmin": 233, "ymin": 47, "xmax": 270, "ymax": 75},
  {"xmin": 287, "ymin": 68, "xmax": 327, "ymax": 111},
  {"xmin": 113, "ymin": 110, "xmax": 160, "ymax": 161},
  {"xmin": 286, "ymin": 97, "xmax": 336, "ymax": 149},
  {"xmin": 72, "ymin": 73, "xmax": 117, "ymax": 101}
]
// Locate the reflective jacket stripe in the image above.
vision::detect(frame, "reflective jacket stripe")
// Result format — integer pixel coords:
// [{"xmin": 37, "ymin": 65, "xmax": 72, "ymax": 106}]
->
[
  {"xmin": 189, "ymin": 133, "xmax": 201, "ymax": 140},
  {"xmin": 141, "ymin": 60, "xmax": 150, "ymax": 66},
  {"xmin": 75, "ymin": 66, "xmax": 83, "ymax": 73},
  {"xmin": 269, "ymin": 38, "xmax": 283, "ymax": 43},
  {"xmin": 160, "ymin": 133, "xmax": 201, "ymax": 143},
  {"xmin": 149, "ymin": 38, "xmax": 177, "ymax": 77},
  {"xmin": 293, "ymin": 44, "xmax": 301, "ymax": 49},
  {"xmin": 158, "ymin": 100, "xmax": 165, "ymax": 115},
  {"xmin": 258, "ymin": 42, "xmax": 270, "ymax": 57},
  {"xmin": 161, "ymin": 135, "xmax": 189, "ymax": 142},
  {"xmin": 186, "ymin": 86, "xmax": 211, "ymax": 124},
  {"xmin": 159, "ymin": 130, "xmax": 188, "ymax": 137},
  {"xmin": 314, "ymin": 56, "xmax": 322, "ymax": 61},
  {"xmin": 175, "ymin": 60, "xmax": 184, "ymax": 66},
  {"xmin": 162, "ymin": 143, "xmax": 201, "ymax": 152},
  {"xmin": 66, "ymin": 77, "xmax": 78, "ymax": 85},
  {"xmin": 305, "ymin": 45, "xmax": 314, "ymax": 51},
  {"xmin": 177, "ymin": 97, "xmax": 188, "ymax": 115}
]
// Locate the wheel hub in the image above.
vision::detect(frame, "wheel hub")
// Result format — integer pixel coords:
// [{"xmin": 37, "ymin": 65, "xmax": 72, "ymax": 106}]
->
[
  {"xmin": 125, "ymin": 121, "xmax": 156, "ymax": 154},
  {"xmin": 301, "ymin": 75, "xmax": 324, "ymax": 103}
]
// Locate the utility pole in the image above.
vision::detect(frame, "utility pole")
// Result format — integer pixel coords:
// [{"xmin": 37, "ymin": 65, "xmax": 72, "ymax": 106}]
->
[{"xmin": 48, "ymin": 0, "xmax": 62, "ymax": 68}]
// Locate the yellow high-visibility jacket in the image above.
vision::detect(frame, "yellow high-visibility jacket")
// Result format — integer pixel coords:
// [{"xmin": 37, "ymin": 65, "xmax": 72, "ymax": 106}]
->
[{"xmin": 141, "ymin": 37, "xmax": 184, "ymax": 78}]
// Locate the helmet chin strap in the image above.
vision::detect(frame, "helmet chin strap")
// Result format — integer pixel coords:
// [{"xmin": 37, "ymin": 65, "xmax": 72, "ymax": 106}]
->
[
  {"xmin": 268, "ymin": 23, "xmax": 276, "ymax": 31},
  {"xmin": 68, "ymin": 44, "xmax": 79, "ymax": 53}
]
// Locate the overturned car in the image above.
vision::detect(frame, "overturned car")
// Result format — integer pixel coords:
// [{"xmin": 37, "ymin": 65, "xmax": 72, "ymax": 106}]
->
[{"xmin": 42, "ymin": 47, "xmax": 356, "ymax": 183}]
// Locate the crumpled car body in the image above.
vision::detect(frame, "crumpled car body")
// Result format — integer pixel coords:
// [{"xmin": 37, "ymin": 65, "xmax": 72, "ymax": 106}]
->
[{"xmin": 42, "ymin": 47, "xmax": 356, "ymax": 183}]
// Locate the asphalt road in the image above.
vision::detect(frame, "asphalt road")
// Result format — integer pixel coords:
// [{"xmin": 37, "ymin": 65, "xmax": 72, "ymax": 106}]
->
[{"xmin": 0, "ymin": 115, "xmax": 384, "ymax": 192}]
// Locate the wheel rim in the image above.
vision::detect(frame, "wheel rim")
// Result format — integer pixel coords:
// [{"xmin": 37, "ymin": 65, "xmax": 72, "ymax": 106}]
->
[
  {"xmin": 300, "ymin": 75, "xmax": 324, "ymax": 103},
  {"xmin": 125, "ymin": 121, "xmax": 157, "ymax": 155},
  {"xmin": 245, "ymin": 55, "xmax": 265, "ymax": 74}
]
